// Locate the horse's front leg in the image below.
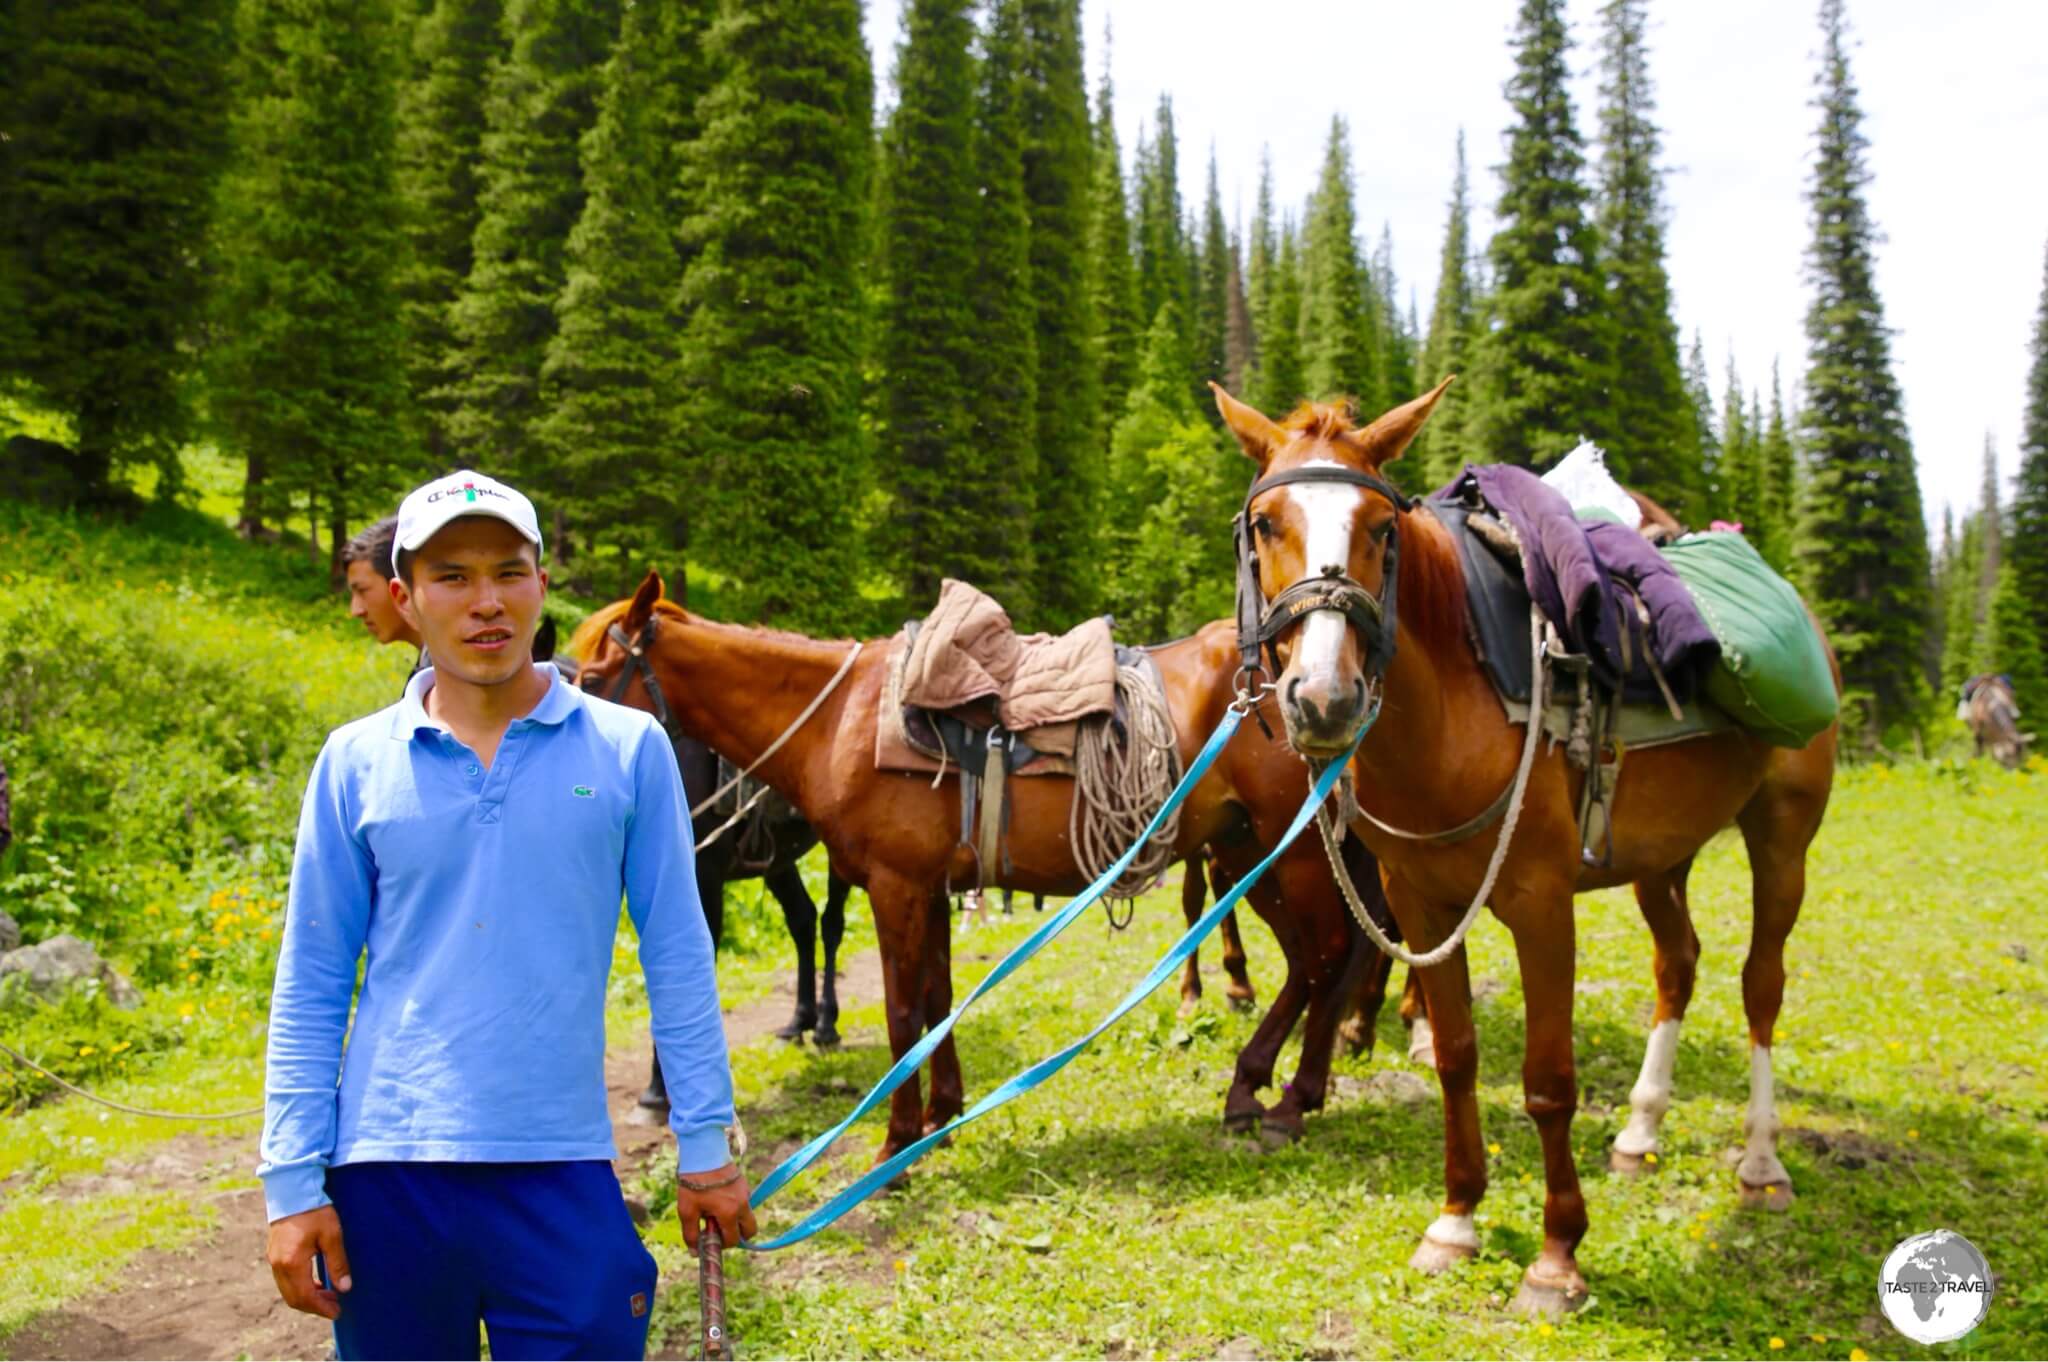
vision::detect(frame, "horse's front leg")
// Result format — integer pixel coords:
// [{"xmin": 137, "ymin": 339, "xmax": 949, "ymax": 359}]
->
[
  {"xmin": 919, "ymin": 890, "xmax": 964, "ymax": 1134},
  {"xmin": 866, "ymin": 869, "xmax": 932, "ymax": 1162},
  {"xmin": 1384, "ymin": 873, "xmax": 1487, "ymax": 1277},
  {"xmin": 1505, "ymin": 888, "xmax": 1590, "ymax": 1316},
  {"xmin": 1177, "ymin": 855, "xmax": 1206, "ymax": 1016}
]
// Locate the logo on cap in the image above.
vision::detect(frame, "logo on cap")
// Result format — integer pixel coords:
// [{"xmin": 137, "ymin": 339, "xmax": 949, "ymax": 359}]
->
[{"xmin": 464, "ymin": 481, "xmax": 477, "ymax": 503}]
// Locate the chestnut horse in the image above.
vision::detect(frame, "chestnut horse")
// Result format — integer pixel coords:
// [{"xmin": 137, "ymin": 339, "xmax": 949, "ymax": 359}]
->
[
  {"xmin": 569, "ymin": 575, "xmax": 1389, "ymax": 1156},
  {"xmin": 1212, "ymin": 380, "xmax": 1838, "ymax": 1314}
]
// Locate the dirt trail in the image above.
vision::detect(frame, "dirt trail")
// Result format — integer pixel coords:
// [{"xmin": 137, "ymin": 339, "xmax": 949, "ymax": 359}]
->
[{"xmin": 2, "ymin": 950, "xmax": 884, "ymax": 1362}]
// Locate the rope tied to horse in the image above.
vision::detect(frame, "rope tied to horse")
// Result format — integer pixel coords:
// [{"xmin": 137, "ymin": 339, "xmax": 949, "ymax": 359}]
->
[
  {"xmin": 1314, "ymin": 603, "xmax": 1549, "ymax": 968},
  {"xmin": 0, "ymin": 1038, "xmax": 262, "ymax": 1120},
  {"xmin": 1069, "ymin": 661, "xmax": 1182, "ymax": 906}
]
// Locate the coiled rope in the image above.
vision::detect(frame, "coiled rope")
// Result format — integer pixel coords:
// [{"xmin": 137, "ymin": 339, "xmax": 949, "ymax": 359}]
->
[
  {"xmin": 0, "ymin": 1037, "xmax": 261, "ymax": 1120},
  {"xmin": 1070, "ymin": 662, "xmax": 1183, "ymax": 902}
]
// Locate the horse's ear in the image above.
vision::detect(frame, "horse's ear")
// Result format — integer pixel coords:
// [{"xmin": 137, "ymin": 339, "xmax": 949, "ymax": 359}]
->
[
  {"xmin": 1210, "ymin": 383, "xmax": 1285, "ymax": 467},
  {"xmin": 1357, "ymin": 374, "xmax": 1455, "ymax": 468},
  {"xmin": 623, "ymin": 569, "xmax": 664, "ymax": 632}
]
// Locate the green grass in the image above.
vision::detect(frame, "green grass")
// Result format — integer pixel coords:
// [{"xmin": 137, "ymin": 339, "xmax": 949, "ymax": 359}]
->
[{"xmin": 685, "ymin": 758, "xmax": 2048, "ymax": 1360}]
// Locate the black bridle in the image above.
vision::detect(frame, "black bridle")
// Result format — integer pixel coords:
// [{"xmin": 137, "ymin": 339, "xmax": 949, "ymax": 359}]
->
[
  {"xmin": 1233, "ymin": 464, "xmax": 1414, "ymax": 698},
  {"xmin": 592, "ymin": 616, "xmax": 684, "ymax": 741}
]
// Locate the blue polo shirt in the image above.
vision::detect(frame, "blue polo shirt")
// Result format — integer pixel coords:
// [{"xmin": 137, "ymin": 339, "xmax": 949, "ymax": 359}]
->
[{"xmin": 258, "ymin": 664, "xmax": 732, "ymax": 1222}]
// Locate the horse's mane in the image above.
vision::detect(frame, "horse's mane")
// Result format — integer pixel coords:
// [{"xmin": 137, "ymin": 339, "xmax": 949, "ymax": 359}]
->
[
  {"xmin": 1272, "ymin": 398, "xmax": 1469, "ymax": 659},
  {"xmin": 568, "ymin": 595, "xmax": 860, "ymax": 660}
]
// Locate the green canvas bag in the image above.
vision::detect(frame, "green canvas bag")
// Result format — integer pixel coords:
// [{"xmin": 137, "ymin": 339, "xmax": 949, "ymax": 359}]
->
[{"xmin": 1660, "ymin": 532, "xmax": 1838, "ymax": 748}]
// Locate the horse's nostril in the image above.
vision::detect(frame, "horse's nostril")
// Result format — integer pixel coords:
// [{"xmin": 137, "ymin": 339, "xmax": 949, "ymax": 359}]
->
[{"xmin": 1285, "ymin": 677, "xmax": 1301, "ymax": 707}]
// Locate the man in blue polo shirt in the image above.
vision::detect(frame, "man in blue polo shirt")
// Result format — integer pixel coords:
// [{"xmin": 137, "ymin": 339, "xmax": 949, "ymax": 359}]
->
[{"xmin": 259, "ymin": 470, "xmax": 753, "ymax": 1360}]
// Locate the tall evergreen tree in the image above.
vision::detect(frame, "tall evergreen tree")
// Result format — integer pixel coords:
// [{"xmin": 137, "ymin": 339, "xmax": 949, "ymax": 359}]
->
[
  {"xmin": 394, "ymin": 0, "xmax": 502, "ymax": 461},
  {"xmin": 1253, "ymin": 222, "xmax": 1306, "ymax": 416},
  {"xmin": 963, "ymin": 0, "xmax": 1041, "ymax": 611},
  {"xmin": 1988, "ymin": 561, "xmax": 2048, "ymax": 720},
  {"xmin": 1087, "ymin": 48, "xmax": 1141, "ymax": 441},
  {"xmin": 1414, "ymin": 131, "xmax": 1477, "ymax": 488},
  {"xmin": 1192, "ymin": 150, "xmax": 1230, "ymax": 392},
  {"xmin": 441, "ymin": 0, "xmax": 620, "ymax": 500},
  {"xmin": 1468, "ymin": 0, "xmax": 1614, "ymax": 470},
  {"xmin": 210, "ymin": 0, "xmax": 408, "ymax": 570},
  {"xmin": 1684, "ymin": 330, "xmax": 1721, "ymax": 516},
  {"xmin": 1244, "ymin": 150, "xmax": 1278, "ymax": 381},
  {"xmin": 1719, "ymin": 353, "xmax": 1760, "ymax": 531},
  {"xmin": 6, "ymin": 0, "xmax": 232, "ymax": 492},
  {"xmin": 1132, "ymin": 97, "xmax": 1191, "ymax": 363},
  {"xmin": 0, "ymin": 0, "xmax": 29, "ymax": 376},
  {"xmin": 675, "ymin": 0, "xmax": 872, "ymax": 631},
  {"xmin": 1299, "ymin": 118, "xmax": 1377, "ymax": 409},
  {"xmin": 1372, "ymin": 224, "xmax": 1417, "ymax": 407},
  {"xmin": 534, "ymin": 0, "xmax": 685, "ymax": 591},
  {"xmin": 1592, "ymin": 0, "xmax": 1697, "ymax": 511},
  {"xmin": 1224, "ymin": 234, "xmax": 1255, "ymax": 394},
  {"xmin": 1757, "ymin": 361, "xmax": 1797, "ymax": 569},
  {"xmin": 874, "ymin": 0, "xmax": 980, "ymax": 610},
  {"xmin": 2009, "ymin": 239, "xmax": 2048, "ymax": 658},
  {"xmin": 1794, "ymin": 0, "xmax": 1931, "ymax": 739},
  {"xmin": 1016, "ymin": 0, "xmax": 1097, "ymax": 627},
  {"xmin": 1975, "ymin": 435, "xmax": 2003, "ymax": 603},
  {"xmin": 1938, "ymin": 508, "xmax": 1984, "ymax": 693}
]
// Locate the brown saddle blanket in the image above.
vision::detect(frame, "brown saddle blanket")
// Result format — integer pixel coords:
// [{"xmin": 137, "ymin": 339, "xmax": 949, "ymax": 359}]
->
[{"xmin": 876, "ymin": 579, "xmax": 1119, "ymax": 777}]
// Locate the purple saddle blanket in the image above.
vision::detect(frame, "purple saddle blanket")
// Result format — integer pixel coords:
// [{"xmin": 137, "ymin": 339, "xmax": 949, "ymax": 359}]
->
[{"xmin": 1438, "ymin": 465, "xmax": 1720, "ymax": 706}]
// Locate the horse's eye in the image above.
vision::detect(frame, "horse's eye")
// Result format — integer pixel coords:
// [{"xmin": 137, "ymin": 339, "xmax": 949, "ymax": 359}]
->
[
  {"xmin": 1251, "ymin": 515, "xmax": 1272, "ymax": 540},
  {"xmin": 1370, "ymin": 520, "xmax": 1395, "ymax": 545}
]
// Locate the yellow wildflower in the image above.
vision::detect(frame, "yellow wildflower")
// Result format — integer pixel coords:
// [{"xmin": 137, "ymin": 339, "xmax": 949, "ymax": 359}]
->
[
  {"xmin": 76, "ymin": 1046, "xmax": 96, "ymax": 1057},
  {"xmin": 178, "ymin": 1003, "xmax": 196, "ymax": 1018},
  {"xmin": 1536, "ymin": 1323, "xmax": 1553, "ymax": 1337},
  {"xmin": 1769, "ymin": 1339, "xmax": 1784, "ymax": 1350},
  {"xmin": 111, "ymin": 1041, "xmax": 132, "ymax": 1053},
  {"xmin": 1488, "ymin": 1143, "xmax": 1501, "ymax": 1156},
  {"xmin": 1850, "ymin": 1350, "xmax": 1869, "ymax": 1361}
]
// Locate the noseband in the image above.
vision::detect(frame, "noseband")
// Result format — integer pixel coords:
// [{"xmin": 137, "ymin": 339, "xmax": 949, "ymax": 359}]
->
[{"xmin": 1234, "ymin": 465, "xmax": 1413, "ymax": 695}]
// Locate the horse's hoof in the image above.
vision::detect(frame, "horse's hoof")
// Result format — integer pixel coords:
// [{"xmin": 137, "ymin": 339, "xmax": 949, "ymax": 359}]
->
[
  {"xmin": 623, "ymin": 1102, "xmax": 667, "ymax": 1128},
  {"xmin": 1409, "ymin": 1234, "xmax": 1477, "ymax": 1275},
  {"xmin": 1510, "ymin": 1262, "xmax": 1589, "ymax": 1318},
  {"xmin": 1609, "ymin": 1146, "xmax": 1653, "ymax": 1176},
  {"xmin": 921, "ymin": 1120, "xmax": 957, "ymax": 1148},
  {"xmin": 1227, "ymin": 993, "xmax": 1257, "ymax": 1015},
  {"xmin": 813, "ymin": 1023, "xmax": 842, "ymax": 1050},
  {"xmin": 1258, "ymin": 1115, "xmax": 1304, "ymax": 1148},
  {"xmin": 773, "ymin": 1023, "xmax": 806, "ymax": 1043},
  {"xmin": 1739, "ymin": 1178, "xmax": 1796, "ymax": 1210},
  {"xmin": 1177, "ymin": 995, "xmax": 1201, "ymax": 1020},
  {"xmin": 1222, "ymin": 1106, "xmax": 1263, "ymax": 1136}
]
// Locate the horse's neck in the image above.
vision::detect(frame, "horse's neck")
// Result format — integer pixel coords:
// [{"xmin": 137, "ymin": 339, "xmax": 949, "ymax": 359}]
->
[
  {"xmin": 1354, "ymin": 514, "xmax": 1520, "ymax": 812},
  {"xmin": 654, "ymin": 616, "xmax": 858, "ymax": 797}
]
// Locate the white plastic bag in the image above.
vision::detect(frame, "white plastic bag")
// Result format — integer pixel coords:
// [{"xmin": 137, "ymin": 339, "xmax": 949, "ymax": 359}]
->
[{"xmin": 1541, "ymin": 441, "xmax": 1640, "ymax": 529}]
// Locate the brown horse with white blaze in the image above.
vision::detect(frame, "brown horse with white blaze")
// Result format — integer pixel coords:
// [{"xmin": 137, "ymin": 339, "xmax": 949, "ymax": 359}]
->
[
  {"xmin": 569, "ymin": 575, "xmax": 1390, "ymax": 1159},
  {"xmin": 1212, "ymin": 379, "xmax": 1839, "ymax": 1314}
]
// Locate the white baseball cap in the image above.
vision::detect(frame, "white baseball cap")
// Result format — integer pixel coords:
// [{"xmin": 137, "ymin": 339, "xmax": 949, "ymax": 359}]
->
[{"xmin": 391, "ymin": 470, "xmax": 544, "ymax": 576}]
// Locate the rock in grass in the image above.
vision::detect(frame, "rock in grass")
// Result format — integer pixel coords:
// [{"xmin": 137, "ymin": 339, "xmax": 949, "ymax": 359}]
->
[
  {"xmin": 0, "ymin": 933, "xmax": 142, "ymax": 1011},
  {"xmin": 0, "ymin": 908, "xmax": 18, "ymax": 953}
]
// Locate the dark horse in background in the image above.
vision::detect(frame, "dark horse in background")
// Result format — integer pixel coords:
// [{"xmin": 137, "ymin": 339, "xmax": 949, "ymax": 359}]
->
[
  {"xmin": 1962, "ymin": 673, "xmax": 2031, "ymax": 769},
  {"xmin": 593, "ymin": 645, "xmax": 853, "ymax": 1120}
]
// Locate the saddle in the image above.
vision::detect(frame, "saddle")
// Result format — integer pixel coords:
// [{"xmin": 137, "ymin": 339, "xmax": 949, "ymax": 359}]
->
[{"xmin": 875, "ymin": 580, "xmax": 1167, "ymax": 895}]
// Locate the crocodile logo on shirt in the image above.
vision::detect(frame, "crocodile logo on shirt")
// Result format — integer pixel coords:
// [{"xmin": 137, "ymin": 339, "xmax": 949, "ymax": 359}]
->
[{"xmin": 572, "ymin": 784, "xmax": 596, "ymax": 798}]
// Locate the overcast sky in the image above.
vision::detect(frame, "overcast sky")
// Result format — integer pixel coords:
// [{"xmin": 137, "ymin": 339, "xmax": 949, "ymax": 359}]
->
[{"xmin": 862, "ymin": 0, "xmax": 2048, "ymax": 531}]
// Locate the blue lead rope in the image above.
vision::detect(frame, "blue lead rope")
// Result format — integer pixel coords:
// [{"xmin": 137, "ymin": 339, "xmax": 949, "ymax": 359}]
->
[
  {"xmin": 744, "ymin": 701, "xmax": 1374, "ymax": 1252},
  {"xmin": 747, "ymin": 705, "xmax": 1248, "ymax": 1212}
]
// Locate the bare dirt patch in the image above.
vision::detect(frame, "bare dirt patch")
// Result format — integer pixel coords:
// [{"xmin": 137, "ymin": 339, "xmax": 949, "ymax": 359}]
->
[{"xmin": 4, "ymin": 950, "xmax": 883, "ymax": 1362}]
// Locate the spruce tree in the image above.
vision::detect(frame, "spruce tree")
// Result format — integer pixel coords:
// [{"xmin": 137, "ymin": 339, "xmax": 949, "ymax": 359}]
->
[
  {"xmin": 1989, "ymin": 562, "xmax": 2048, "ymax": 721},
  {"xmin": 210, "ymin": 0, "xmax": 409, "ymax": 571},
  {"xmin": 534, "ymin": 0, "xmax": 683, "ymax": 591},
  {"xmin": 1795, "ymin": 0, "xmax": 1931, "ymax": 740},
  {"xmin": 6, "ymin": 0, "xmax": 232, "ymax": 492},
  {"xmin": 1299, "ymin": 118, "xmax": 1377, "ymax": 409},
  {"xmin": 1193, "ymin": 152, "xmax": 1230, "ymax": 392},
  {"xmin": 1593, "ymin": 0, "xmax": 1697, "ymax": 511},
  {"xmin": 675, "ymin": 0, "xmax": 872, "ymax": 631},
  {"xmin": 1244, "ymin": 150, "xmax": 1278, "ymax": 383},
  {"xmin": 963, "ymin": 0, "xmax": 1040, "ymax": 612},
  {"xmin": 874, "ymin": 0, "xmax": 980, "ymax": 610},
  {"xmin": 394, "ymin": 0, "xmax": 503, "ymax": 461},
  {"xmin": 441, "ymin": 0, "xmax": 620, "ymax": 498},
  {"xmin": 1087, "ymin": 53, "xmax": 1141, "ymax": 441},
  {"xmin": 1757, "ymin": 361, "xmax": 1797, "ymax": 569},
  {"xmin": 1414, "ymin": 132, "xmax": 1477, "ymax": 488},
  {"xmin": 1132, "ymin": 98, "xmax": 1192, "ymax": 364},
  {"xmin": 1016, "ymin": 0, "xmax": 1097, "ymax": 627},
  {"xmin": 1468, "ymin": 0, "xmax": 1614, "ymax": 471},
  {"xmin": 1938, "ymin": 509, "xmax": 1983, "ymax": 694},
  {"xmin": 1224, "ymin": 235, "xmax": 1255, "ymax": 393},
  {"xmin": 1684, "ymin": 331, "xmax": 1720, "ymax": 517},
  {"xmin": 1718, "ymin": 354, "xmax": 1759, "ymax": 532},
  {"xmin": 1373, "ymin": 225, "xmax": 1417, "ymax": 411},
  {"xmin": 2008, "ymin": 238, "xmax": 2048, "ymax": 658},
  {"xmin": 0, "ymin": 0, "xmax": 28, "ymax": 376},
  {"xmin": 1253, "ymin": 223, "xmax": 1307, "ymax": 417}
]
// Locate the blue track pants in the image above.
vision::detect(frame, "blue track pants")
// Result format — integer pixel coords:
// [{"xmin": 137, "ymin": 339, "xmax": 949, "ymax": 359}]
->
[{"xmin": 324, "ymin": 1161, "xmax": 658, "ymax": 1361}]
